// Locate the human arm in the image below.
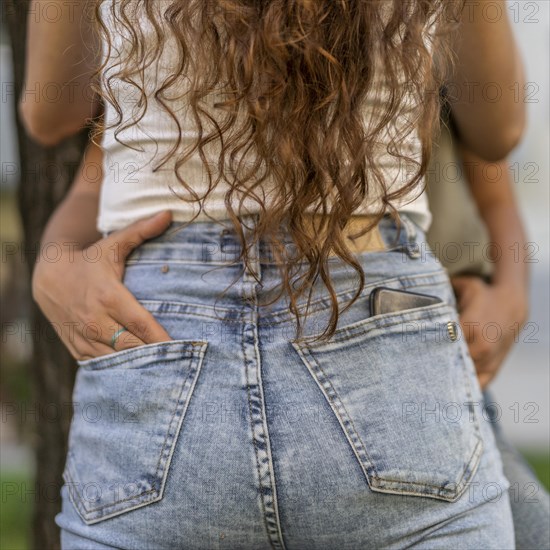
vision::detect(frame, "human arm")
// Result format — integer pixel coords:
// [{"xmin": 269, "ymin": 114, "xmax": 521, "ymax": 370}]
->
[
  {"xmin": 450, "ymin": 143, "xmax": 530, "ymax": 388},
  {"xmin": 19, "ymin": 0, "xmax": 102, "ymax": 146},
  {"xmin": 31, "ymin": 140, "xmax": 175, "ymax": 361},
  {"xmin": 39, "ymin": 137, "xmax": 105, "ymax": 247},
  {"xmin": 444, "ymin": 0, "xmax": 527, "ymax": 161}
]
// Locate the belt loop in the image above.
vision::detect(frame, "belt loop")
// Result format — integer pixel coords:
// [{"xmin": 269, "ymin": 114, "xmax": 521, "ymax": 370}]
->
[{"xmin": 399, "ymin": 213, "xmax": 421, "ymax": 259}]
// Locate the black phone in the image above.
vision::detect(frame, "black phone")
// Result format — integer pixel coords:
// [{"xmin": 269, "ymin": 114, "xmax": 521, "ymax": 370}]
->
[{"xmin": 369, "ymin": 286, "xmax": 443, "ymax": 316}]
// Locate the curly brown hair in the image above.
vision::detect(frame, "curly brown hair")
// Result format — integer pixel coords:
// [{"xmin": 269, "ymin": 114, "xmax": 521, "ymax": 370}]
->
[{"xmin": 90, "ymin": 0, "xmax": 464, "ymax": 343}]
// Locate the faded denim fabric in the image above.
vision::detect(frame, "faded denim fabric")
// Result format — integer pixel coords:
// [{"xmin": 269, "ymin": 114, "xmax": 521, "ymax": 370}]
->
[
  {"xmin": 56, "ymin": 212, "xmax": 515, "ymax": 549},
  {"xmin": 483, "ymin": 390, "xmax": 550, "ymax": 550}
]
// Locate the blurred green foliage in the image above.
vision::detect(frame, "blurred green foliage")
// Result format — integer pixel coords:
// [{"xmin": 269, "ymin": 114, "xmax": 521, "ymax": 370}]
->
[{"xmin": 0, "ymin": 471, "xmax": 32, "ymax": 550}]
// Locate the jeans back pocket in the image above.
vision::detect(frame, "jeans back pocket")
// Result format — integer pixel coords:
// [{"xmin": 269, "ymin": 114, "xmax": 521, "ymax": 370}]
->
[
  {"xmin": 63, "ymin": 339, "xmax": 208, "ymax": 524},
  {"xmin": 291, "ymin": 301, "xmax": 483, "ymax": 502}
]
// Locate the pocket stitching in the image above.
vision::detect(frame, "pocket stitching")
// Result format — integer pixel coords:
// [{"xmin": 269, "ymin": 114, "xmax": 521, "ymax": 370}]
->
[
  {"xmin": 294, "ymin": 342, "xmax": 483, "ymax": 500},
  {"xmin": 64, "ymin": 341, "xmax": 208, "ymax": 523},
  {"xmin": 77, "ymin": 339, "xmax": 205, "ymax": 370},
  {"xmin": 369, "ymin": 438, "xmax": 484, "ymax": 499},
  {"xmin": 293, "ymin": 301, "xmax": 452, "ymax": 347},
  {"xmin": 457, "ymin": 337, "xmax": 484, "ymax": 441},
  {"xmin": 291, "ymin": 309, "xmax": 484, "ymax": 501},
  {"xmin": 291, "ymin": 341, "xmax": 381, "ymax": 481},
  {"xmin": 63, "ymin": 458, "xmax": 159, "ymax": 517}
]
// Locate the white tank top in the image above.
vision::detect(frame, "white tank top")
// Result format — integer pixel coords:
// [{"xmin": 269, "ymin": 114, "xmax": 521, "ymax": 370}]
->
[{"xmin": 97, "ymin": 2, "xmax": 433, "ymax": 234}]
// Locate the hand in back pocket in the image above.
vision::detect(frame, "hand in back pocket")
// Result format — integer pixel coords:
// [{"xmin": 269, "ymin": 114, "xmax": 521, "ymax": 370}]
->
[{"xmin": 32, "ymin": 210, "xmax": 175, "ymax": 363}]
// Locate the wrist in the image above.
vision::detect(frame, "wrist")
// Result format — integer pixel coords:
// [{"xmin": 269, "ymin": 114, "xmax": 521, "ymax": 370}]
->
[
  {"xmin": 490, "ymin": 274, "xmax": 529, "ymax": 300},
  {"xmin": 492, "ymin": 280, "xmax": 529, "ymax": 325},
  {"xmin": 489, "ymin": 258, "xmax": 529, "ymax": 297}
]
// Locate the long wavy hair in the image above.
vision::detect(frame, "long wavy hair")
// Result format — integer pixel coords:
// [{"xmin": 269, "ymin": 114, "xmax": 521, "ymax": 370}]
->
[{"xmin": 90, "ymin": 0, "xmax": 465, "ymax": 343}]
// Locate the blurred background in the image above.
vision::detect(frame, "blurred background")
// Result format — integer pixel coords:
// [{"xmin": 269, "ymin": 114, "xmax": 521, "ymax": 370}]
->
[{"xmin": 1, "ymin": 2, "xmax": 549, "ymax": 549}]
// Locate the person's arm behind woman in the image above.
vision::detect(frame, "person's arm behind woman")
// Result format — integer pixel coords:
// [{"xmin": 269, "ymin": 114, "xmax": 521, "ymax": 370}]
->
[
  {"xmin": 19, "ymin": 0, "xmax": 102, "ymax": 145},
  {"xmin": 31, "ymin": 139, "xmax": 175, "ymax": 361},
  {"xmin": 444, "ymin": 0, "xmax": 527, "ymax": 161},
  {"xmin": 450, "ymin": 142, "xmax": 530, "ymax": 388}
]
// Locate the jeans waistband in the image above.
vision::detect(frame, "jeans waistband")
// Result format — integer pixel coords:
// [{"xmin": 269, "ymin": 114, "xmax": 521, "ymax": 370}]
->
[{"xmin": 110, "ymin": 211, "xmax": 423, "ymax": 266}]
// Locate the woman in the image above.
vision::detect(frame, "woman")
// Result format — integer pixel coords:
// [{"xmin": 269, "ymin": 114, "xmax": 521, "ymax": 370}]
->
[{"xmin": 22, "ymin": 1, "xmax": 526, "ymax": 548}]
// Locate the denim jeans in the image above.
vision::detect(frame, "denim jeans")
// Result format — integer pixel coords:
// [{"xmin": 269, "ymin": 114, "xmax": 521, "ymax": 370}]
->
[
  {"xmin": 56, "ymin": 212, "xmax": 515, "ymax": 549},
  {"xmin": 483, "ymin": 390, "xmax": 550, "ymax": 550}
]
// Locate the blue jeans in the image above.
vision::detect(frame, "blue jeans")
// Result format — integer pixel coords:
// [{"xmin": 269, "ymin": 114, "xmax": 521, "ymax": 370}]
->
[
  {"xmin": 56, "ymin": 212, "xmax": 515, "ymax": 549},
  {"xmin": 483, "ymin": 390, "xmax": 550, "ymax": 550}
]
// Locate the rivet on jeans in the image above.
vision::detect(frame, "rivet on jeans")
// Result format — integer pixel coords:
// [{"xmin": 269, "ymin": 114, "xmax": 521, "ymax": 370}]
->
[
  {"xmin": 407, "ymin": 242, "xmax": 421, "ymax": 258},
  {"xmin": 161, "ymin": 264, "xmax": 169, "ymax": 273},
  {"xmin": 447, "ymin": 321, "xmax": 458, "ymax": 341}
]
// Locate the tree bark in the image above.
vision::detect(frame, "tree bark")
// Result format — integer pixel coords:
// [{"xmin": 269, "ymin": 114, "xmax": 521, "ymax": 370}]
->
[{"xmin": 4, "ymin": 2, "xmax": 90, "ymax": 548}]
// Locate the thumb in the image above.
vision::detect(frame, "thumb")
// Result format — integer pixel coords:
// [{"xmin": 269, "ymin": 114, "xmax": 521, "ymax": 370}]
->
[{"xmin": 108, "ymin": 210, "xmax": 173, "ymax": 261}]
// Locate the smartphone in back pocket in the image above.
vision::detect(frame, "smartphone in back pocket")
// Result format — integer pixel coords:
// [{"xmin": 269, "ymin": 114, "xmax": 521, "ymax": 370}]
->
[{"xmin": 369, "ymin": 287, "xmax": 443, "ymax": 316}]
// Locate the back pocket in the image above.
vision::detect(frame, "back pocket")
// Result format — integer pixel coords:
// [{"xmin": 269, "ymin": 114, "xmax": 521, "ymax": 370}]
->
[
  {"xmin": 290, "ymin": 301, "xmax": 483, "ymax": 502},
  {"xmin": 63, "ymin": 339, "xmax": 208, "ymax": 524}
]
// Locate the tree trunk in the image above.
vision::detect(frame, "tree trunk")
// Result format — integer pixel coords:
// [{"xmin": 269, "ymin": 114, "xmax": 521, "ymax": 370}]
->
[{"xmin": 4, "ymin": 2, "xmax": 90, "ymax": 548}]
